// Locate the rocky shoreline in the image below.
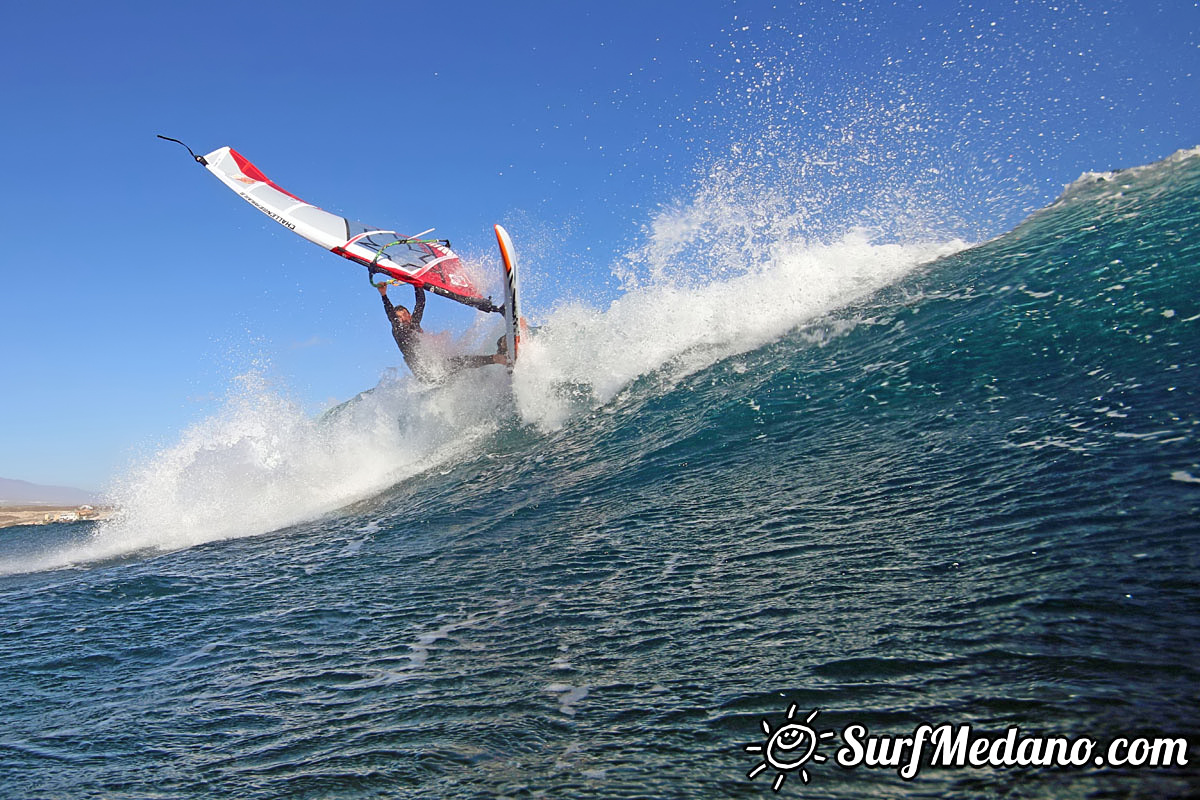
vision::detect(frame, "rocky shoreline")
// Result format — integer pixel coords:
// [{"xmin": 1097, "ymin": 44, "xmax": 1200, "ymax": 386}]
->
[{"xmin": 0, "ymin": 505, "xmax": 114, "ymax": 530}]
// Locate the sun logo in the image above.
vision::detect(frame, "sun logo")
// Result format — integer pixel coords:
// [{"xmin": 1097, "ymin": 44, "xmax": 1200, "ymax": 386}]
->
[{"xmin": 745, "ymin": 705, "xmax": 836, "ymax": 792}]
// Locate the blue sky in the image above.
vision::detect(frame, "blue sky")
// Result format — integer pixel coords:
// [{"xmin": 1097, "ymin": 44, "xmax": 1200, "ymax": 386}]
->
[{"xmin": 2, "ymin": 0, "xmax": 1197, "ymax": 490}]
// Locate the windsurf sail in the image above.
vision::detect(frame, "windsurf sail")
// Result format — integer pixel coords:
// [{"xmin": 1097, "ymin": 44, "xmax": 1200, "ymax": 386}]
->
[{"xmin": 161, "ymin": 137, "xmax": 499, "ymax": 313}]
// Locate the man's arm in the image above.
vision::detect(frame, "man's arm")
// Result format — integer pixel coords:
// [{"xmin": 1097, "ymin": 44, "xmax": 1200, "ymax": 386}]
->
[
  {"xmin": 411, "ymin": 285, "xmax": 426, "ymax": 326},
  {"xmin": 378, "ymin": 283, "xmax": 395, "ymax": 316}
]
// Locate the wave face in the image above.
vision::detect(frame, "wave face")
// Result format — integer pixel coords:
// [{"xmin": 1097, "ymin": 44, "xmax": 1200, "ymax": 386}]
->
[{"xmin": 1, "ymin": 148, "xmax": 1198, "ymax": 797}]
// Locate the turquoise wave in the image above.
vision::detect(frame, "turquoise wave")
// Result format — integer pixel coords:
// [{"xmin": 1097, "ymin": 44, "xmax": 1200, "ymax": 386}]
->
[{"xmin": 0, "ymin": 148, "xmax": 1197, "ymax": 798}]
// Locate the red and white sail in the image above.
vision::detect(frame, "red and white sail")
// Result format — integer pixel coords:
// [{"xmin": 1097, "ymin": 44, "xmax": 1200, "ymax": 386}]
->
[{"xmin": 202, "ymin": 146, "xmax": 497, "ymax": 312}]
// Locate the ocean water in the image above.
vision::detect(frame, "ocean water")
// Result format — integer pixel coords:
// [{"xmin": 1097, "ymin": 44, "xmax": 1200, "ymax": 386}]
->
[{"xmin": 1, "ymin": 148, "xmax": 1198, "ymax": 798}]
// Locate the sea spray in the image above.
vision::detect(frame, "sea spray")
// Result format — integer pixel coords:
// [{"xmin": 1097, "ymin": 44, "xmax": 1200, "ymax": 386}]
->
[
  {"xmin": 515, "ymin": 229, "xmax": 965, "ymax": 429},
  {"xmin": 0, "ymin": 369, "xmax": 512, "ymax": 574}
]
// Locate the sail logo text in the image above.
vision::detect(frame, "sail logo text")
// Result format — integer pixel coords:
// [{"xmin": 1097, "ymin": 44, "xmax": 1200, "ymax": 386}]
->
[{"xmin": 244, "ymin": 194, "xmax": 297, "ymax": 230}]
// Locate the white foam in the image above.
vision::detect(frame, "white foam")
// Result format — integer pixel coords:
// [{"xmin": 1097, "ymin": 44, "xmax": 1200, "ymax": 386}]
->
[
  {"xmin": 0, "ymin": 370, "xmax": 510, "ymax": 575},
  {"xmin": 1060, "ymin": 146, "xmax": 1200, "ymax": 201},
  {"xmin": 0, "ymin": 185, "xmax": 965, "ymax": 576},
  {"xmin": 546, "ymin": 682, "xmax": 590, "ymax": 716},
  {"xmin": 513, "ymin": 228, "xmax": 965, "ymax": 429}
]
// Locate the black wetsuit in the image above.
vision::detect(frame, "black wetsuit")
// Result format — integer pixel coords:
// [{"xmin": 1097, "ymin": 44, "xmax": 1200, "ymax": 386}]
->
[
  {"xmin": 447, "ymin": 353, "xmax": 497, "ymax": 370},
  {"xmin": 447, "ymin": 334, "xmax": 506, "ymax": 370},
  {"xmin": 382, "ymin": 286, "xmax": 431, "ymax": 380},
  {"xmin": 382, "ymin": 285, "xmax": 499, "ymax": 380}
]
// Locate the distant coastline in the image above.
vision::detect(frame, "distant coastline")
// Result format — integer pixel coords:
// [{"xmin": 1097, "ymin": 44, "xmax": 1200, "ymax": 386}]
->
[
  {"xmin": 0, "ymin": 476, "xmax": 98, "ymax": 507},
  {"xmin": 0, "ymin": 505, "xmax": 113, "ymax": 530}
]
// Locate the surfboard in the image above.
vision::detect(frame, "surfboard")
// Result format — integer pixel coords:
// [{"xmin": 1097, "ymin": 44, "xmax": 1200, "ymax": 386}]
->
[{"xmin": 494, "ymin": 224, "xmax": 525, "ymax": 373}]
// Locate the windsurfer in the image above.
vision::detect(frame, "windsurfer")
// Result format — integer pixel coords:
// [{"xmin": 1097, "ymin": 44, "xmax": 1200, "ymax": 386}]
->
[{"xmin": 377, "ymin": 282, "xmax": 505, "ymax": 381}]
